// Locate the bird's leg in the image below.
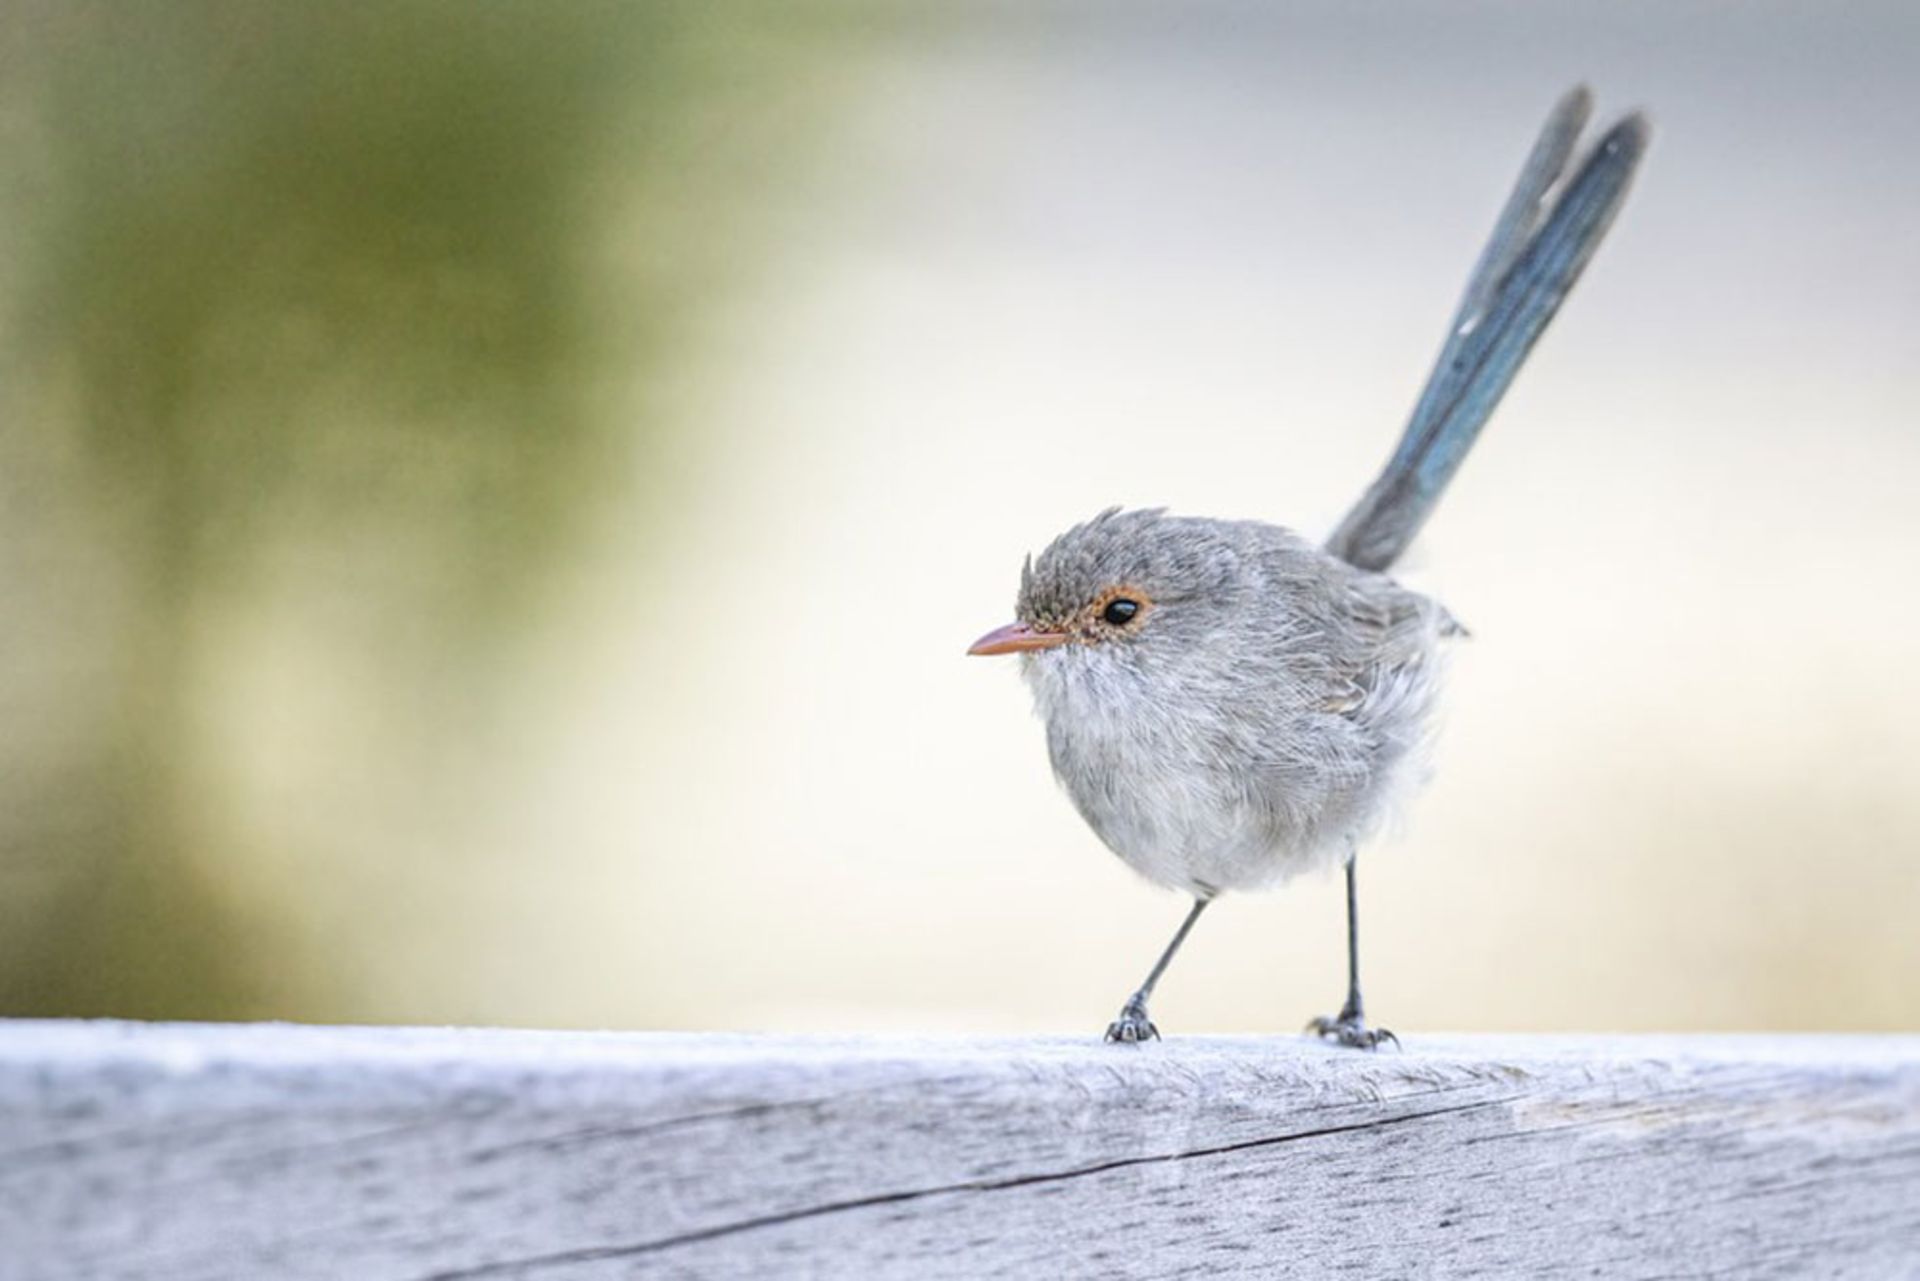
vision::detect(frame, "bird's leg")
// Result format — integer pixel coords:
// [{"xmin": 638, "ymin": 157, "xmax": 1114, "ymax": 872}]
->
[
  {"xmin": 1308, "ymin": 856, "xmax": 1399, "ymax": 1050},
  {"xmin": 1105, "ymin": 897, "xmax": 1210, "ymax": 1043}
]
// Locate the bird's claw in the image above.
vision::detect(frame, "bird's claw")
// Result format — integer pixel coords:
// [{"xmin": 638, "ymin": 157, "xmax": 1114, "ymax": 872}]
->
[
  {"xmin": 1105, "ymin": 996, "xmax": 1159, "ymax": 1044},
  {"xmin": 1307, "ymin": 1014, "xmax": 1400, "ymax": 1051}
]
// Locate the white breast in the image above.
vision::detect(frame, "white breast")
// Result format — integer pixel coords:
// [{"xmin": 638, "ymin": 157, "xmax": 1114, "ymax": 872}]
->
[{"xmin": 1021, "ymin": 649, "xmax": 1353, "ymax": 897}]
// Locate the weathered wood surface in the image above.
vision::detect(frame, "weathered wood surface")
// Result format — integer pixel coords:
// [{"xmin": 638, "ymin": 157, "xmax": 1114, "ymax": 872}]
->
[{"xmin": 3, "ymin": 1022, "xmax": 1919, "ymax": 1279}]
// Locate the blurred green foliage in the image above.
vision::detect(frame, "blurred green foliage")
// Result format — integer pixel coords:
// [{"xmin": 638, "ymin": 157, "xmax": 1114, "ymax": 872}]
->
[{"xmin": 0, "ymin": 1, "xmax": 873, "ymax": 1017}]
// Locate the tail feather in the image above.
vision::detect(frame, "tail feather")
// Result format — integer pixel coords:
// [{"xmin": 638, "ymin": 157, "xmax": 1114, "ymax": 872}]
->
[{"xmin": 1327, "ymin": 89, "xmax": 1649, "ymax": 572}]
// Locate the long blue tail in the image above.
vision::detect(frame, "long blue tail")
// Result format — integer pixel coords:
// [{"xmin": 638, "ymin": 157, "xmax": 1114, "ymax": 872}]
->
[{"xmin": 1326, "ymin": 88, "xmax": 1649, "ymax": 572}]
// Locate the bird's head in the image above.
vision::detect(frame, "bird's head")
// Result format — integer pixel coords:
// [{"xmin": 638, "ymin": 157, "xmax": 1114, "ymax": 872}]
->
[{"xmin": 967, "ymin": 509, "xmax": 1247, "ymax": 672}]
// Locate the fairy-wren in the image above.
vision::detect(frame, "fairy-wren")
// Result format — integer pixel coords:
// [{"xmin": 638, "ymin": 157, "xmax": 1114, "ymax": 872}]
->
[{"xmin": 969, "ymin": 88, "xmax": 1648, "ymax": 1047}]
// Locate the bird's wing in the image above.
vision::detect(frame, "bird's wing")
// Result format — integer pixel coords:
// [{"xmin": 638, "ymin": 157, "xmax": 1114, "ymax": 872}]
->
[{"xmin": 1317, "ymin": 575, "xmax": 1443, "ymax": 724}]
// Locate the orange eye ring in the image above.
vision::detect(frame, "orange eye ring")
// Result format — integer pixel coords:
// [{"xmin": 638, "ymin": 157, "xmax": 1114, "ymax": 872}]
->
[{"xmin": 1091, "ymin": 586, "xmax": 1152, "ymax": 630}]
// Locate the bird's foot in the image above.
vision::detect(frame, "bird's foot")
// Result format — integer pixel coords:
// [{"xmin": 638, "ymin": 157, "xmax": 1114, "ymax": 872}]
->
[
  {"xmin": 1104, "ymin": 994, "xmax": 1159, "ymax": 1044},
  {"xmin": 1306, "ymin": 1013, "xmax": 1400, "ymax": 1051}
]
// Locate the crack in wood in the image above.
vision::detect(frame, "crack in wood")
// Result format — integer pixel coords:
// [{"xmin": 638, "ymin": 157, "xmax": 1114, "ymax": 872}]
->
[{"xmin": 415, "ymin": 1097, "xmax": 1515, "ymax": 1279}]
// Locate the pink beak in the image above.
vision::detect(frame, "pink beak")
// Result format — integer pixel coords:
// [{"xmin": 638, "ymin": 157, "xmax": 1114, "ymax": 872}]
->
[{"xmin": 967, "ymin": 621, "xmax": 1068, "ymax": 656}]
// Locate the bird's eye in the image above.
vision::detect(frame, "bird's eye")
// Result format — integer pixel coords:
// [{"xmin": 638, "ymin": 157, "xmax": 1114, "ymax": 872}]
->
[{"xmin": 1102, "ymin": 598, "xmax": 1141, "ymax": 626}]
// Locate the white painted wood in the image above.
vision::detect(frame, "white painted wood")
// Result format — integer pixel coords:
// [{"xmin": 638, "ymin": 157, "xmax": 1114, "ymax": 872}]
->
[{"xmin": 3, "ymin": 1022, "xmax": 1918, "ymax": 1279}]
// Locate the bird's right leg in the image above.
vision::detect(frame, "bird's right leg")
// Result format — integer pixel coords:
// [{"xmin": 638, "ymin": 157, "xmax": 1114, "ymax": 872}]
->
[
  {"xmin": 1307, "ymin": 855, "xmax": 1399, "ymax": 1050},
  {"xmin": 1105, "ymin": 897, "xmax": 1210, "ymax": 1043}
]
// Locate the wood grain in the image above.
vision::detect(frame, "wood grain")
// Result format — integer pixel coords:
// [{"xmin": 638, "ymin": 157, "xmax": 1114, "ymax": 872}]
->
[{"xmin": 3, "ymin": 1022, "xmax": 1918, "ymax": 1279}]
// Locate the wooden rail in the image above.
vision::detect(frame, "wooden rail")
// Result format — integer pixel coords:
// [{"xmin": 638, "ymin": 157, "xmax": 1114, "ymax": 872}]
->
[{"xmin": 3, "ymin": 1021, "xmax": 1918, "ymax": 1278}]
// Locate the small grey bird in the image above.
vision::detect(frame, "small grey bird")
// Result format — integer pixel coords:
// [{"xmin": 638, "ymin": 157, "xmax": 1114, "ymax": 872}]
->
[{"xmin": 969, "ymin": 88, "xmax": 1648, "ymax": 1048}]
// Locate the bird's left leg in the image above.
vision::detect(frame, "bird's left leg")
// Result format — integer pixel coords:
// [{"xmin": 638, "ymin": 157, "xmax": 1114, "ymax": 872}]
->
[
  {"xmin": 1307, "ymin": 855, "xmax": 1400, "ymax": 1050},
  {"xmin": 1105, "ymin": 897, "xmax": 1210, "ymax": 1043}
]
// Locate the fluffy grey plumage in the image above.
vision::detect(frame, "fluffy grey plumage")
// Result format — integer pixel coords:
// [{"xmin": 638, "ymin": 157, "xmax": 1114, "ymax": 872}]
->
[{"xmin": 1016, "ymin": 508, "xmax": 1456, "ymax": 899}]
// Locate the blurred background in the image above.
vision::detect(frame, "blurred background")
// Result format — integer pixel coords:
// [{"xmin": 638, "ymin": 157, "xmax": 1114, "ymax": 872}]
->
[{"xmin": 2, "ymin": 1, "xmax": 1915, "ymax": 1034}]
